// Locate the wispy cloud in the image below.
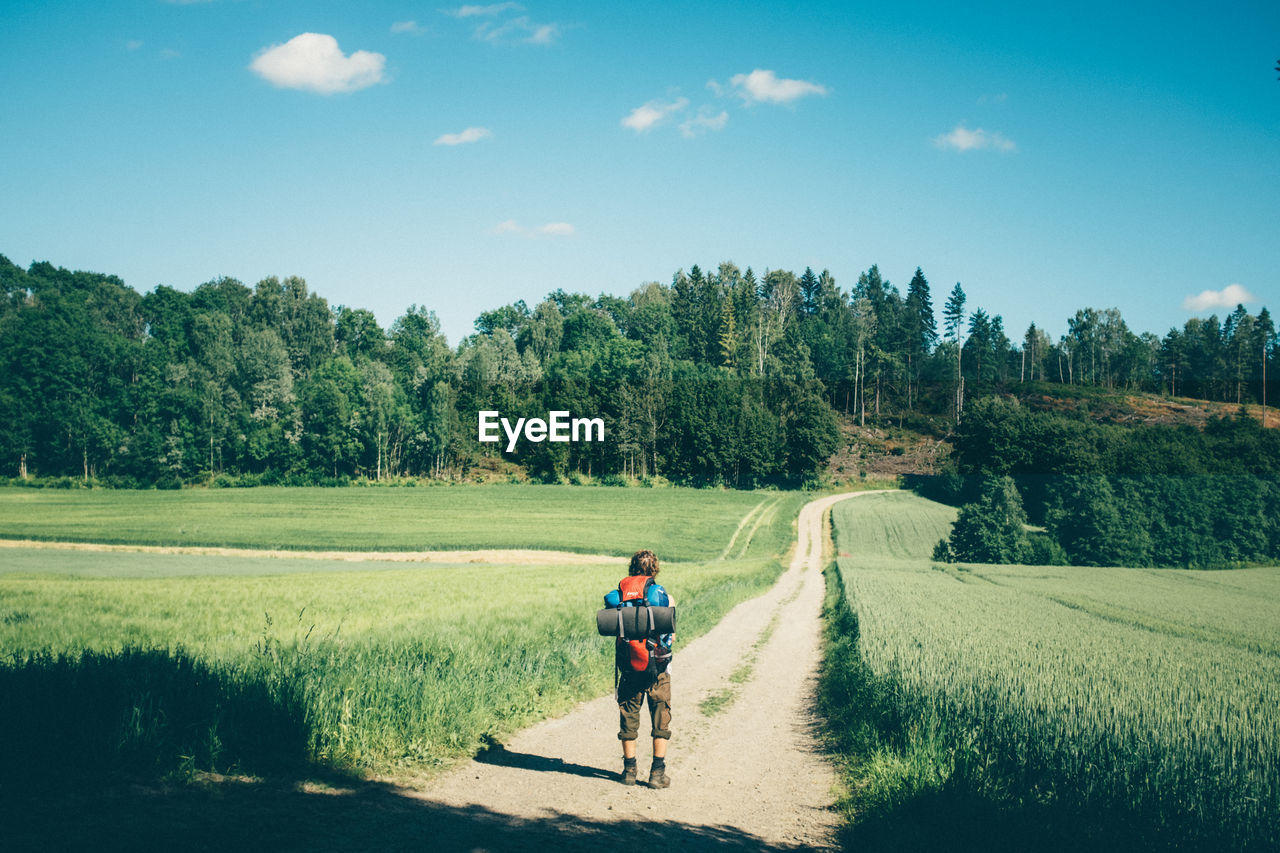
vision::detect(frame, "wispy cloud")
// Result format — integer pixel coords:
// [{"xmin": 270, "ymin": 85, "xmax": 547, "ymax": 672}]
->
[
  {"xmin": 475, "ymin": 16, "xmax": 559, "ymax": 44},
  {"xmin": 391, "ymin": 20, "xmax": 424, "ymax": 35},
  {"xmin": 1182, "ymin": 283, "xmax": 1257, "ymax": 312},
  {"xmin": 621, "ymin": 97, "xmax": 689, "ymax": 133},
  {"xmin": 448, "ymin": 2, "xmax": 522, "ymax": 17},
  {"xmin": 249, "ymin": 33, "xmax": 386, "ymax": 95},
  {"xmin": 126, "ymin": 39, "xmax": 144, "ymax": 51},
  {"xmin": 978, "ymin": 92, "xmax": 1009, "ymax": 105},
  {"xmin": 434, "ymin": 126, "xmax": 493, "ymax": 146},
  {"xmin": 443, "ymin": 4, "xmax": 560, "ymax": 44},
  {"xmin": 680, "ymin": 107, "xmax": 729, "ymax": 138},
  {"xmin": 494, "ymin": 220, "xmax": 575, "ymax": 237},
  {"xmin": 933, "ymin": 124, "xmax": 1016, "ymax": 153},
  {"xmin": 728, "ymin": 69, "xmax": 828, "ymax": 105},
  {"xmin": 160, "ymin": 48, "xmax": 182, "ymax": 60}
]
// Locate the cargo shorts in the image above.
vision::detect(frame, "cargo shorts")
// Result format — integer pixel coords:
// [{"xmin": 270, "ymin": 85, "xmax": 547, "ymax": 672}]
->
[{"xmin": 617, "ymin": 670, "xmax": 672, "ymax": 741}]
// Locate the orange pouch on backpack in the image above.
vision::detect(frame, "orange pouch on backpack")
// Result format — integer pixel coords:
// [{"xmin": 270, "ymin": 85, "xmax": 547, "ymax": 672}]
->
[{"xmin": 625, "ymin": 639, "xmax": 650, "ymax": 671}]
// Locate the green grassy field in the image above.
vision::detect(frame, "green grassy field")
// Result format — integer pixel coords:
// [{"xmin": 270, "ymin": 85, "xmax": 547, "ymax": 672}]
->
[
  {"xmin": 0, "ymin": 489, "xmax": 809, "ymax": 785},
  {"xmin": 823, "ymin": 490, "xmax": 1280, "ymax": 851},
  {"xmin": 0, "ymin": 485, "xmax": 773, "ymax": 561}
]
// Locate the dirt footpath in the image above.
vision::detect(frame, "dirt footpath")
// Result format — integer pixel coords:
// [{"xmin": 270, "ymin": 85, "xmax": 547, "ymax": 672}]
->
[{"xmin": 414, "ymin": 491, "xmax": 874, "ymax": 851}]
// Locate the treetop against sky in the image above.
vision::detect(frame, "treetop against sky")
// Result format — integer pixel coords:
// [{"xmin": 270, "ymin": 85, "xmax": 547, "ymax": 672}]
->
[{"xmin": 2, "ymin": 0, "xmax": 1276, "ymax": 345}]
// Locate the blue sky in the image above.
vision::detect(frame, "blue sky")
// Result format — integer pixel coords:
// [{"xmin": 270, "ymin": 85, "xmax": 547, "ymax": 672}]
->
[{"xmin": 2, "ymin": 0, "xmax": 1277, "ymax": 345}]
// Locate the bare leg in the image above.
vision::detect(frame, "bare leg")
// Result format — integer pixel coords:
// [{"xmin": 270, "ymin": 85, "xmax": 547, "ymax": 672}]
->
[
  {"xmin": 653, "ymin": 737, "xmax": 667, "ymax": 759},
  {"xmin": 623, "ymin": 740, "xmax": 637, "ymax": 760}
]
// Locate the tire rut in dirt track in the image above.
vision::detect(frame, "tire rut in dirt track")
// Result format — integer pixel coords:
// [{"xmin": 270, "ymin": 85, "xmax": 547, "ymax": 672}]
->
[{"xmin": 415, "ymin": 491, "xmax": 882, "ymax": 851}]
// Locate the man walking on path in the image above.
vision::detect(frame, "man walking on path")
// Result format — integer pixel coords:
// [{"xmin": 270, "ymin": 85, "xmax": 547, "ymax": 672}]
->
[{"xmin": 609, "ymin": 549, "xmax": 674, "ymax": 789}]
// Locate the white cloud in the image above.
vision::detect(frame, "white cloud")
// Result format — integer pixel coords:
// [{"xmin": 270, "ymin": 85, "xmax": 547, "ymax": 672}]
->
[
  {"xmin": 160, "ymin": 48, "xmax": 182, "ymax": 60},
  {"xmin": 494, "ymin": 220, "xmax": 575, "ymax": 237},
  {"xmin": 621, "ymin": 97, "xmax": 689, "ymax": 132},
  {"xmin": 434, "ymin": 126, "xmax": 493, "ymax": 146},
  {"xmin": 978, "ymin": 92, "xmax": 1009, "ymax": 105},
  {"xmin": 391, "ymin": 20, "xmax": 424, "ymax": 35},
  {"xmin": 680, "ymin": 107, "xmax": 729, "ymax": 138},
  {"xmin": 1182, "ymin": 283, "xmax": 1257, "ymax": 312},
  {"xmin": 729, "ymin": 69, "xmax": 828, "ymax": 105},
  {"xmin": 449, "ymin": 2, "xmax": 522, "ymax": 17},
  {"xmin": 126, "ymin": 39, "xmax": 144, "ymax": 51},
  {"xmin": 933, "ymin": 125, "xmax": 1017, "ymax": 152},
  {"xmin": 249, "ymin": 33, "xmax": 386, "ymax": 95}
]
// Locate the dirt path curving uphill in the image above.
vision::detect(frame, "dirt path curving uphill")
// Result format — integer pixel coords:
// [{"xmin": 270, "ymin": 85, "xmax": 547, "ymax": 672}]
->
[{"xmin": 414, "ymin": 491, "xmax": 878, "ymax": 851}]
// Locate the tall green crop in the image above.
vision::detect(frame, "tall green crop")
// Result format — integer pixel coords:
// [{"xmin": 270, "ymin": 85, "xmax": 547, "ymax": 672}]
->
[{"xmin": 825, "ymin": 490, "xmax": 1280, "ymax": 850}]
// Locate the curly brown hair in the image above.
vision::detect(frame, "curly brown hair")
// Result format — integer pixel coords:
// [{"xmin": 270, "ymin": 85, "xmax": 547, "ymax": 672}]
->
[{"xmin": 628, "ymin": 549, "xmax": 660, "ymax": 577}]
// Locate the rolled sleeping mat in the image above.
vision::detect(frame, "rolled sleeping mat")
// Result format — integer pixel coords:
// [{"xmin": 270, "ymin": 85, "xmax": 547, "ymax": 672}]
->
[{"xmin": 595, "ymin": 605, "xmax": 677, "ymax": 638}]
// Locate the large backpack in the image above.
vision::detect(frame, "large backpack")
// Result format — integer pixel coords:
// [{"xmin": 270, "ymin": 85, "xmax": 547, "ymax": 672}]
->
[{"xmin": 596, "ymin": 577, "xmax": 676, "ymax": 678}]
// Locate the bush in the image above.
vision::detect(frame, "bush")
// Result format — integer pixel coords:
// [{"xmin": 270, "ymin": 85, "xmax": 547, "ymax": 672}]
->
[
  {"xmin": 905, "ymin": 468, "xmax": 966, "ymax": 506},
  {"xmin": 947, "ymin": 476, "xmax": 1030, "ymax": 564},
  {"xmin": 1024, "ymin": 531, "xmax": 1068, "ymax": 566},
  {"xmin": 154, "ymin": 474, "xmax": 183, "ymax": 490},
  {"xmin": 1045, "ymin": 476, "xmax": 1151, "ymax": 567}
]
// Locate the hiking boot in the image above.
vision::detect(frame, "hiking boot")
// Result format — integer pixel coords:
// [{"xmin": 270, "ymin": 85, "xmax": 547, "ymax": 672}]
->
[
  {"xmin": 620, "ymin": 764, "xmax": 637, "ymax": 786},
  {"xmin": 647, "ymin": 766, "xmax": 670, "ymax": 789}
]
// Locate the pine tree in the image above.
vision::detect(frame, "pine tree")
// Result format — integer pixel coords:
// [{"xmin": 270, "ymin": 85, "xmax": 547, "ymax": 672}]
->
[
  {"xmin": 905, "ymin": 267, "xmax": 937, "ymax": 349},
  {"xmin": 943, "ymin": 283, "xmax": 966, "ymax": 340},
  {"xmin": 1258, "ymin": 307, "xmax": 1275, "ymax": 422},
  {"xmin": 719, "ymin": 296, "xmax": 737, "ymax": 369},
  {"xmin": 800, "ymin": 267, "xmax": 820, "ymax": 316},
  {"xmin": 944, "ymin": 283, "xmax": 967, "ymax": 417},
  {"xmin": 904, "ymin": 267, "xmax": 936, "ymax": 410}
]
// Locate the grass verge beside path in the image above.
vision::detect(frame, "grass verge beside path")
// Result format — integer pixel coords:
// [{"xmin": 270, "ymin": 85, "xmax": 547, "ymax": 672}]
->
[
  {"xmin": 819, "ymin": 490, "xmax": 1280, "ymax": 852},
  {"xmin": 0, "ymin": 491, "xmax": 810, "ymax": 789}
]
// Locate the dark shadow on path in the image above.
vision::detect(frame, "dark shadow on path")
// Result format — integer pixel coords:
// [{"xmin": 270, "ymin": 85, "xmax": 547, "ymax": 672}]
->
[
  {"xmin": 473, "ymin": 736, "xmax": 617, "ymax": 782},
  {"xmin": 0, "ymin": 773, "xmax": 825, "ymax": 853}
]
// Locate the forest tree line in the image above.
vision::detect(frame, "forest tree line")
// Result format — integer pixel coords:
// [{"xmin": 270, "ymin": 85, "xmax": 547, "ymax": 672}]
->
[
  {"xmin": 928, "ymin": 397, "xmax": 1280, "ymax": 569},
  {"xmin": 1, "ymin": 253, "xmax": 1276, "ymax": 489}
]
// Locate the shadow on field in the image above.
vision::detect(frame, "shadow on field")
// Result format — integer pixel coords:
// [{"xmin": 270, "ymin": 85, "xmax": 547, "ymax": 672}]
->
[
  {"xmin": 0, "ymin": 774, "xmax": 819, "ymax": 853},
  {"xmin": 832, "ymin": 785, "xmax": 1207, "ymax": 853},
  {"xmin": 0, "ymin": 648, "xmax": 311, "ymax": 788}
]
